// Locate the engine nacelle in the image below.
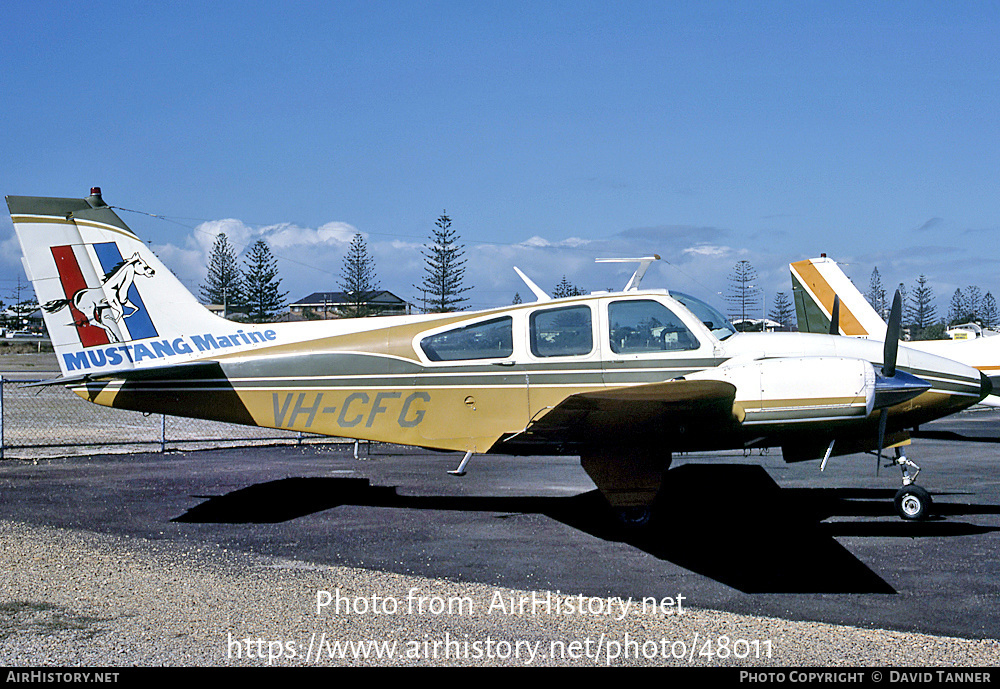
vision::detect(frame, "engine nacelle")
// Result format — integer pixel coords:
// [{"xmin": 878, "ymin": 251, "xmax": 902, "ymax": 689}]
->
[{"xmin": 687, "ymin": 356, "xmax": 876, "ymax": 427}]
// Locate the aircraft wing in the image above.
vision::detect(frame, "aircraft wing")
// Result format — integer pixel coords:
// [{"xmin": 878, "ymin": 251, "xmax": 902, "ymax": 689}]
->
[{"xmin": 502, "ymin": 379, "xmax": 739, "ymax": 451}]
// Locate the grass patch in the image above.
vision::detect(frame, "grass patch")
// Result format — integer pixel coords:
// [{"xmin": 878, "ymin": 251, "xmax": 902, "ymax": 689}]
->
[
  {"xmin": 0, "ymin": 340, "xmax": 53, "ymax": 355},
  {"xmin": 0, "ymin": 601, "xmax": 104, "ymax": 640}
]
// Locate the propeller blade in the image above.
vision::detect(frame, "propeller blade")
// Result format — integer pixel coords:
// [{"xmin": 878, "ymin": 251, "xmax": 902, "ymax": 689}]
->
[
  {"xmin": 883, "ymin": 290, "xmax": 902, "ymax": 378},
  {"xmin": 829, "ymin": 295, "xmax": 840, "ymax": 335}
]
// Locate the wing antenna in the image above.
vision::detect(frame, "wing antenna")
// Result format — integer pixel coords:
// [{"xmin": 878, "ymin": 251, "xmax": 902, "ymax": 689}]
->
[
  {"xmin": 513, "ymin": 266, "xmax": 551, "ymax": 302},
  {"xmin": 596, "ymin": 255, "xmax": 661, "ymax": 291}
]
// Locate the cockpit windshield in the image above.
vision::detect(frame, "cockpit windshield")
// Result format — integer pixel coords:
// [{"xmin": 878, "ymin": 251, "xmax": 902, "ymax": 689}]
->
[{"xmin": 672, "ymin": 292, "xmax": 738, "ymax": 341}]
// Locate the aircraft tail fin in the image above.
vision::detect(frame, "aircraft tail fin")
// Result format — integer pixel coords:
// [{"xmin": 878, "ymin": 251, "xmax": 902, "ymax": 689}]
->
[
  {"xmin": 790, "ymin": 256, "xmax": 887, "ymax": 338},
  {"xmin": 6, "ymin": 188, "xmax": 229, "ymax": 377}
]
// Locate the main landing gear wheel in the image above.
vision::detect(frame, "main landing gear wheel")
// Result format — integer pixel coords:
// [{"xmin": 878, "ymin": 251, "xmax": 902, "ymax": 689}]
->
[{"xmin": 894, "ymin": 485, "xmax": 932, "ymax": 521}]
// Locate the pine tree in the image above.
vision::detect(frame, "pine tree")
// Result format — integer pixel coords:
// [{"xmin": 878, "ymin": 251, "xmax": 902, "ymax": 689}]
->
[
  {"xmin": 10, "ymin": 300, "xmax": 38, "ymax": 330},
  {"xmin": 909, "ymin": 275, "xmax": 937, "ymax": 338},
  {"xmin": 339, "ymin": 234, "xmax": 380, "ymax": 318},
  {"xmin": 769, "ymin": 291, "xmax": 794, "ymax": 330},
  {"xmin": 418, "ymin": 211, "xmax": 471, "ymax": 312},
  {"xmin": 966, "ymin": 285, "xmax": 982, "ymax": 321},
  {"xmin": 982, "ymin": 292, "xmax": 998, "ymax": 330},
  {"xmin": 200, "ymin": 233, "xmax": 243, "ymax": 315},
  {"xmin": 948, "ymin": 288, "xmax": 968, "ymax": 325},
  {"xmin": 726, "ymin": 260, "xmax": 758, "ymax": 327},
  {"xmin": 242, "ymin": 239, "xmax": 287, "ymax": 323},
  {"xmin": 867, "ymin": 267, "xmax": 887, "ymax": 319},
  {"xmin": 552, "ymin": 276, "xmax": 585, "ymax": 298}
]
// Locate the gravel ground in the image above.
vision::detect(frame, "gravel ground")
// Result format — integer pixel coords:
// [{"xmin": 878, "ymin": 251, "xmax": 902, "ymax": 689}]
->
[{"xmin": 0, "ymin": 520, "xmax": 997, "ymax": 667}]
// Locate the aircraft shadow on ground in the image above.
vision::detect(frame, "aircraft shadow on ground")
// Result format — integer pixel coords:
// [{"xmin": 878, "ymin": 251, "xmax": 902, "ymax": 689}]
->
[
  {"xmin": 913, "ymin": 430, "xmax": 1000, "ymax": 444},
  {"xmin": 173, "ymin": 463, "xmax": 1000, "ymax": 595}
]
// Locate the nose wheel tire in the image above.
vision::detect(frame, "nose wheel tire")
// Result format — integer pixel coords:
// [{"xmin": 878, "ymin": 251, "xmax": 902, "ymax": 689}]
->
[{"xmin": 894, "ymin": 485, "xmax": 932, "ymax": 521}]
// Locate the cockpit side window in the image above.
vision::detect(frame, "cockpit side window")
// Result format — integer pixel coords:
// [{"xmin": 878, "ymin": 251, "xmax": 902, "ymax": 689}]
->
[
  {"xmin": 608, "ymin": 299, "xmax": 699, "ymax": 354},
  {"xmin": 420, "ymin": 316, "xmax": 514, "ymax": 362},
  {"xmin": 671, "ymin": 292, "xmax": 737, "ymax": 341},
  {"xmin": 530, "ymin": 305, "xmax": 593, "ymax": 357}
]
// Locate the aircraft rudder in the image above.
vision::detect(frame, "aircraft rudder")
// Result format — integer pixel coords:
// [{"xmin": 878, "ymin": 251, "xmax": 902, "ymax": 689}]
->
[
  {"xmin": 790, "ymin": 256, "xmax": 885, "ymax": 338},
  {"xmin": 7, "ymin": 189, "xmax": 224, "ymax": 377}
]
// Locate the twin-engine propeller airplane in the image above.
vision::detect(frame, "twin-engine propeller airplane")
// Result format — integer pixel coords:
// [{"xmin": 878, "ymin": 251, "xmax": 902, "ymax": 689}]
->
[{"xmin": 6, "ymin": 190, "xmax": 993, "ymax": 522}]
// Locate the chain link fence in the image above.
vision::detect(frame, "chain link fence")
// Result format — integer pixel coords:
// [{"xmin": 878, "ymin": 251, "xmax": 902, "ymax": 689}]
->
[{"xmin": 0, "ymin": 377, "xmax": 351, "ymax": 460}]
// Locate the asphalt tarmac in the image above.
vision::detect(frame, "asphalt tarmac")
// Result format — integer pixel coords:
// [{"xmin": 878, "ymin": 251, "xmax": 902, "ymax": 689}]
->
[{"xmin": 2, "ymin": 408, "xmax": 999, "ymax": 642}]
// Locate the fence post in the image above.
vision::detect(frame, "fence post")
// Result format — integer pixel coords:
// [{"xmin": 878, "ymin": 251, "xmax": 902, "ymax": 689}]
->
[
  {"xmin": 0, "ymin": 376, "xmax": 4, "ymax": 461},
  {"xmin": 161, "ymin": 414, "xmax": 166, "ymax": 453}
]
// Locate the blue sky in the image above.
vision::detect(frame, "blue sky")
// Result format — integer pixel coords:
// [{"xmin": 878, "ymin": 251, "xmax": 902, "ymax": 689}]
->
[{"xmin": 3, "ymin": 1, "xmax": 999, "ymax": 317}]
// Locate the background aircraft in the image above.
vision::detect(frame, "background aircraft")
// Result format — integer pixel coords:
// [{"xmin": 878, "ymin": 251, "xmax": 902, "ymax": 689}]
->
[
  {"xmin": 791, "ymin": 255, "xmax": 1000, "ymax": 406},
  {"xmin": 7, "ymin": 190, "xmax": 992, "ymax": 522}
]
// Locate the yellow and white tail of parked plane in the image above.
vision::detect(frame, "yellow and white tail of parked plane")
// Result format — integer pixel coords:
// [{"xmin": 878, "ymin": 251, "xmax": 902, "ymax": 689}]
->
[
  {"xmin": 791, "ymin": 255, "xmax": 1000, "ymax": 405},
  {"xmin": 790, "ymin": 256, "xmax": 889, "ymax": 339}
]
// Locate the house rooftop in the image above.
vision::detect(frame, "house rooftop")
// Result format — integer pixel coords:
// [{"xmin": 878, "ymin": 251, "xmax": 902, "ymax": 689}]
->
[{"xmin": 291, "ymin": 290, "xmax": 408, "ymax": 306}]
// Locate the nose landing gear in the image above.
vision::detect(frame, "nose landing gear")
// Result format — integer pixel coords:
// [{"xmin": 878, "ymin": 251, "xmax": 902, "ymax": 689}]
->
[{"xmin": 889, "ymin": 448, "xmax": 932, "ymax": 520}]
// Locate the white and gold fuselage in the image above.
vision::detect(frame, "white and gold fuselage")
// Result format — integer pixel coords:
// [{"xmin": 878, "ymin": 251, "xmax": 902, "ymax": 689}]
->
[{"xmin": 66, "ymin": 289, "xmax": 987, "ymax": 459}]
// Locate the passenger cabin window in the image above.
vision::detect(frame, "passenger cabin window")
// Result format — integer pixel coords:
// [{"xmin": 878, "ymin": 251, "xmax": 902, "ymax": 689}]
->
[
  {"xmin": 420, "ymin": 317, "xmax": 513, "ymax": 362},
  {"xmin": 530, "ymin": 305, "xmax": 593, "ymax": 357},
  {"xmin": 608, "ymin": 300, "xmax": 699, "ymax": 354}
]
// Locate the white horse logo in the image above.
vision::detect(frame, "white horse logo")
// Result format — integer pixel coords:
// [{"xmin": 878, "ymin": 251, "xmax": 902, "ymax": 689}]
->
[{"xmin": 44, "ymin": 252, "xmax": 155, "ymax": 343}]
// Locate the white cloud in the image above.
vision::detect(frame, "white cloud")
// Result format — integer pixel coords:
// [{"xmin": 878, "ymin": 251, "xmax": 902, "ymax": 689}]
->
[
  {"xmin": 192, "ymin": 219, "xmax": 255, "ymax": 253},
  {"xmin": 264, "ymin": 221, "xmax": 359, "ymax": 250},
  {"xmin": 682, "ymin": 244, "xmax": 733, "ymax": 258},
  {"xmin": 144, "ymin": 218, "xmax": 367, "ymax": 302},
  {"xmin": 517, "ymin": 235, "xmax": 591, "ymax": 249}
]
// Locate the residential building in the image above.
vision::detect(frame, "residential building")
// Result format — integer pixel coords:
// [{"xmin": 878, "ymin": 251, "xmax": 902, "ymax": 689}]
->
[{"xmin": 288, "ymin": 291, "xmax": 413, "ymax": 320}]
